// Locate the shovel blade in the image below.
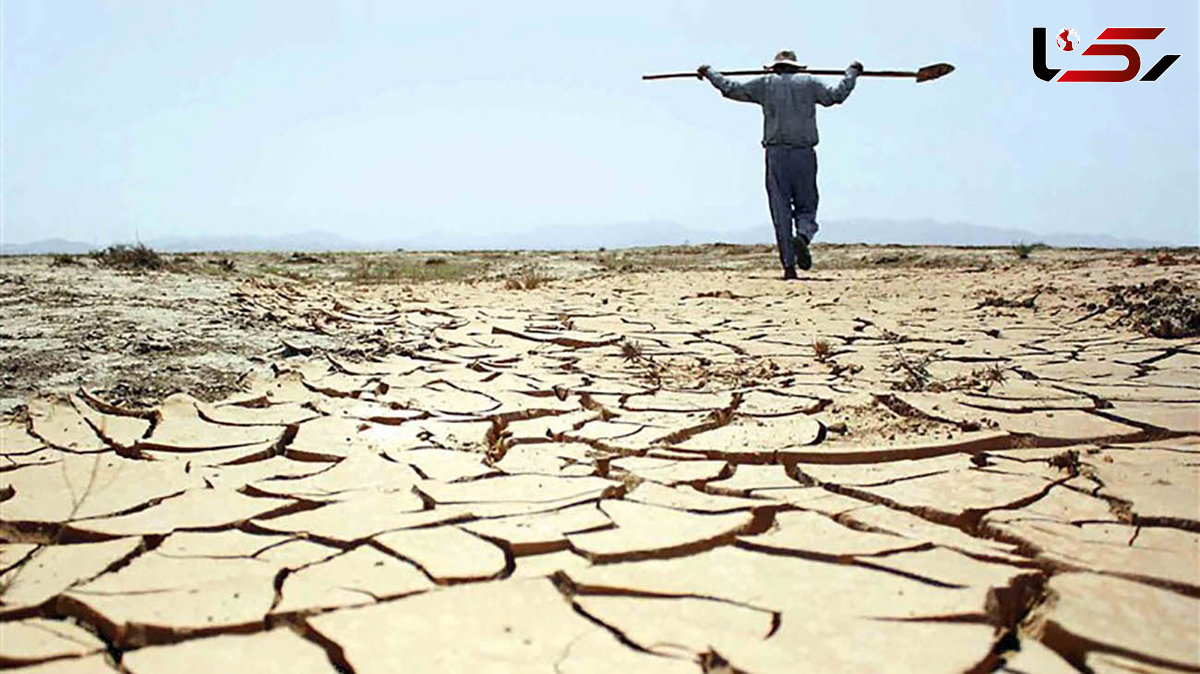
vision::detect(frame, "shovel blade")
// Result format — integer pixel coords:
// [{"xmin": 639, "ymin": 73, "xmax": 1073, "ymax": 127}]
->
[{"xmin": 916, "ymin": 62, "xmax": 955, "ymax": 83}]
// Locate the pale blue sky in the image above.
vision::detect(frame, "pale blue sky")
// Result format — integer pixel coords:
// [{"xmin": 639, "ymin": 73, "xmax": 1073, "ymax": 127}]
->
[{"xmin": 3, "ymin": 0, "xmax": 1197, "ymax": 246}]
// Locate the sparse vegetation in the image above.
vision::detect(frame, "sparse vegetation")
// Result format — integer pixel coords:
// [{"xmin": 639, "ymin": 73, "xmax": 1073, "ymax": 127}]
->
[
  {"xmin": 891, "ymin": 350, "xmax": 938, "ymax": 392},
  {"xmin": 285, "ymin": 252, "xmax": 325, "ymax": 264},
  {"xmin": 90, "ymin": 244, "xmax": 165, "ymax": 271},
  {"xmin": 976, "ymin": 291, "xmax": 1040, "ymax": 310},
  {"xmin": 617, "ymin": 338, "xmax": 666, "ymax": 386},
  {"xmin": 162, "ymin": 254, "xmax": 240, "ymax": 277},
  {"xmin": 598, "ymin": 254, "xmax": 632, "ymax": 272},
  {"xmin": 258, "ymin": 265, "xmax": 313, "ymax": 282},
  {"xmin": 1012, "ymin": 241, "xmax": 1046, "ymax": 259},
  {"xmin": 50, "ymin": 253, "xmax": 80, "ymax": 267},
  {"xmin": 504, "ymin": 271, "xmax": 552, "ymax": 290},
  {"xmin": 873, "ymin": 252, "xmax": 924, "ymax": 265},
  {"xmin": 890, "ymin": 349, "xmax": 1007, "ymax": 393},
  {"xmin": 941, "ymin": 363, "xmax": 1008, "ymax": 392},
  {"xmin": 812, "ymin": 339, "xmax": 833, "ymax": 362},
  {"xmin": 619, "ymin": 339, "xmax": 647, "ymax": 363},
  {"xmin": 976, "ymin": 363, "xmax": 1007, "ymax": 385},
  {"xmin": 348, "ymin": 256, "xmax": 481, "ymax": 284}
]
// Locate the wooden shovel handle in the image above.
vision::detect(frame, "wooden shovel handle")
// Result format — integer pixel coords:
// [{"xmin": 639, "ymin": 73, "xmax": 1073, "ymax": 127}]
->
[{"xmin": 642, "ymin": 63, "xmax": 954, "ymax": 83}]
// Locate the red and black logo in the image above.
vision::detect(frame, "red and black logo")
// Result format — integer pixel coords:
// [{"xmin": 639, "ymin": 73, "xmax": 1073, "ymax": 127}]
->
[{"xmin": 1033, "ymin": 27, "xmax": 1180, "ymax": 82}]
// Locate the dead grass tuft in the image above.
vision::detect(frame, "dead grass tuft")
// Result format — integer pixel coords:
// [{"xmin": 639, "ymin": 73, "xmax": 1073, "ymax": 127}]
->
[
  {"xmin": 812, "ymin": 339, "xmax": 833, "ymax": 362},
  {"xmin": 504, "ymin": 271, "xmax": 552, "ymax": 290},
  {"xmin": 891, "ymin": 350, "xmax": 1007, "ymax": 393}
]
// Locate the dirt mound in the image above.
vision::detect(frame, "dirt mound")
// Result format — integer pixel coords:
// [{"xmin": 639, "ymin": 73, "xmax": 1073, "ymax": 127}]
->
[{"xmin": 1103, "ymin": 278, "xmax": 1200, "ymax": 338}]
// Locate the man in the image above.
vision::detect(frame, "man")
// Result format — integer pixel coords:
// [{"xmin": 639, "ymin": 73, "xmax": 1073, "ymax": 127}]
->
[{"xmin": 698, "ymin": 51, "xmax": 863, "ymax": 279}]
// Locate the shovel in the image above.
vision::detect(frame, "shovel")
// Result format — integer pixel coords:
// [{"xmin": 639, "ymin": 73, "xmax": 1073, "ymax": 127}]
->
[{"xmin": 643, "ymin": 62, "xmax": 955, "ymax": 83}]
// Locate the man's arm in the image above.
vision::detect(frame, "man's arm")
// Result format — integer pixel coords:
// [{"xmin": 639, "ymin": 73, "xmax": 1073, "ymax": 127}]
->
[
  {"xmin": 698, "ymin": 64, "xmax": 766, "ymax": 104},
  {"xmin": 814, "ymin": 61, "xmax": 863, "ymax": 107}
]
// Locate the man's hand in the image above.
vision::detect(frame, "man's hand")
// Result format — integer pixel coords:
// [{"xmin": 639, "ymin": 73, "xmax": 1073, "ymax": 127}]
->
[
  {"xmin": 697, "ymin": 64, "xmax": 711, "ymax": 79},
  {"xmin": 848, "ymin": 61, "xmax": 864, "ymax": 75}
]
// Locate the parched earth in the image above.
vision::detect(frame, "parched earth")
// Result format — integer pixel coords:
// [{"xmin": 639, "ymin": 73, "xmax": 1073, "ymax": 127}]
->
[{"xmin": 1, "ymin": 247, "xmax": 1199, "ymax": 672}]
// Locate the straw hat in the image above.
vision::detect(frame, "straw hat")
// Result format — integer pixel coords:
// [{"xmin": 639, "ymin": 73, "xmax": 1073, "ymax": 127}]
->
[{"xmin": 766, "ymin": 50, "xmax": 806, "ymax": 70}]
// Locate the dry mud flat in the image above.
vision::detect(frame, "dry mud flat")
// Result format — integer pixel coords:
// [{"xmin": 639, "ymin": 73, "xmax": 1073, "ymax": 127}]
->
[{"xmin": 1, "ymin": 248, "xmax": 1199, "ymax": 672}]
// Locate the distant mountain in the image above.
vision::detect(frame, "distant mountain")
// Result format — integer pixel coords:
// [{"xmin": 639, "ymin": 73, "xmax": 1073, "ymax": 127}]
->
[
  {"xmin": 1, "ymin": 238, "xmax": 96, "ymax": 255},
  {"xmin": 0, "ymin": 230, "xmax": 373, "ymax": 255},
  {"xmin": 0, "ymin": 222, "xmax": 713, "ymax": 255},
  {"xmin": 805, "ymin": 219, "xmax": 1169, "ymax": 249},
  {"xmin": 2, "ymin": 219, "xmax": 1177, "ymax": 254},
  {"xmin": 397, "ymin": 220, "xmax": 715, "ymax": 251},
  {"xmin": 148, "ymin": 230, "xmax": 371, "ymax": 253}
]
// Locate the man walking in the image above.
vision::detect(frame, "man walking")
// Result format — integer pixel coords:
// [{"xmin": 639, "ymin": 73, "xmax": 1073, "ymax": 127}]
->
[{"xmin": 698, "ymin": 51, "xmax": 862, "ymax": 279}]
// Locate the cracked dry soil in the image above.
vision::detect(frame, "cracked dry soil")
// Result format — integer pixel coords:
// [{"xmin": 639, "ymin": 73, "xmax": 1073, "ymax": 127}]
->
[{"xmin": 1, "ymin": 246, "xmax": 1199, "ymax": 673}]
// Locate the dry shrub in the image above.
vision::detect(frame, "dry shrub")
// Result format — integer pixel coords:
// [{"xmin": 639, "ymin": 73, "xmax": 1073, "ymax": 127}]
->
[
  {"xmin": 91, "ymin": 244, "xmax": 165, "ymax": 271},
  {"xmin": 504, "ymin": 271, "xmax": 551, "ymax": 290},
  {"xmin": 619, "ymin": 339, "xmax": 646, "ymax": 362},
  {"xmin": 1012, "ymin": 241, "xmax": 1047, "ymax": 259},
  {"xmin": 285, "ymin": 253, "xmax": 325, "ymax": 264}
]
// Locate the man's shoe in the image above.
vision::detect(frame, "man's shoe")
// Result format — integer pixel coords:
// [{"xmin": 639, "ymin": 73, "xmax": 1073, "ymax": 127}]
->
[
  {"xmin": 783, "ymin": 267, "xmax": 798, "ymax": 280},
  {"xmin": 793, "ymin": 236, "xmax": 812, "ymax": 271}
]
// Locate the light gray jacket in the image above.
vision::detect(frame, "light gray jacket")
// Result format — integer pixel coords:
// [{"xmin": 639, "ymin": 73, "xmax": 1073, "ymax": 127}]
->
[{"xmin": 702, "ymin": 68, "xmax": 858, "ymax": 147}]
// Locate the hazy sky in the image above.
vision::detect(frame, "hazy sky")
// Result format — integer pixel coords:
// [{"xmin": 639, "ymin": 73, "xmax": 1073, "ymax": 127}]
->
[{"xmin": 3, "ymin": 0, "xmax": 1197, "ymax": 246}]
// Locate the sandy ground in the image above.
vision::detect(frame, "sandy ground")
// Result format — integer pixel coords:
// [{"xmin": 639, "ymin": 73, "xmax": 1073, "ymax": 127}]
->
[{"xmin": 1, "ymin": 244, "xmax": 1198, "ymax": 672}]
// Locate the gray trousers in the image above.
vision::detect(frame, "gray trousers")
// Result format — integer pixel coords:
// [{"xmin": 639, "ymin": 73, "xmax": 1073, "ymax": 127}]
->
[{"xmin": 765, "ymin": 145, "xmax": 819, "ymax": 269}]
